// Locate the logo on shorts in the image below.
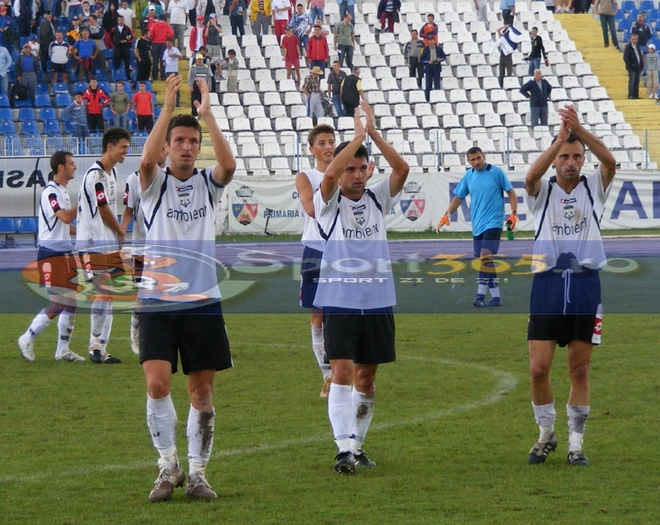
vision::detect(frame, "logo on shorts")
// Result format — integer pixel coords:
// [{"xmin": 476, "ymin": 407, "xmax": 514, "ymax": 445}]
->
[
  {"xmin": 176, "ymin": 183, "xmax": 193, "ymax": 208},
  {"xmin": 350, "ymin": 203, "xmax": 366, "ymax": 225},
  {"xmin": 232, "ymin": 185, "xmax": 258, "ymax": 226},
  {"xmin": 400, "ymin": 180, "xmax": 426, "ymax": 222}
]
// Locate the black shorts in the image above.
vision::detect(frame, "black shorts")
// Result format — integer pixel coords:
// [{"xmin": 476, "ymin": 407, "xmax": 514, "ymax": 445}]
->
[
  {"xmin": 323, "ymin": 307, "xmax": 396, "ymax": 365},
  {"xmin": 473, "ymin": 227, "xmax": 502, "ymax": 258},
  {"xmin": 37, "ymin": 247, "xmax": 78, "ymax": 291},
  {"xmin": 138, "ymin": 300, "xmax": 233, "ymax": 375},
  {"xmin": 299, "ymin": 246, "xmax": 322, "ymax": 309},
  {"xmin": 51, "ymin": 62, "xmax": 68, "ymax": 73}
]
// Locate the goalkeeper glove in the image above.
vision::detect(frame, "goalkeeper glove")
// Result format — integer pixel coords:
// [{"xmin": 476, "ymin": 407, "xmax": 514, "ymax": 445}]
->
[
  {"xmin": 506, "ymin": 212, "xmax": 518, "ymax": 231},
  {"xmin": 435, "ymin": 214, "xmax": 450, "ymax": 232}
]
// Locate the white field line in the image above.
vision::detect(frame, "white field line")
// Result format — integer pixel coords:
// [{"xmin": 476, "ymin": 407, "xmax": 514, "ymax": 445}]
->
[{"xmin": 0, "ymin": 353, "xmax": 517, "ymax": 484}]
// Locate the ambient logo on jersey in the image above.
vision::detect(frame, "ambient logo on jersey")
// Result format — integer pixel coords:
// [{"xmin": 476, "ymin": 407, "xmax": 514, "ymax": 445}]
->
[
  {"xmin": 232, "ymin": 185, "xmax": 258, "ymax": 226},
  {"xmin": 176, "ymin": 183, "xmax": 193, "ymax": 208},
  {"xmin": 400, "ymin": 180, "xmax": 425, "ymax": 222}
]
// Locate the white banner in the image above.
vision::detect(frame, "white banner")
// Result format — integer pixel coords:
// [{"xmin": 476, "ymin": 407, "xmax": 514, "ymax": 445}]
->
[{"xmin": 1, "ymin": 155, "xmax": 659, "ymax": 233}]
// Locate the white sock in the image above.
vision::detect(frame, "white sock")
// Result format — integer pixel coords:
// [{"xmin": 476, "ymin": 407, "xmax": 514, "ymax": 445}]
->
[
  {"xmin": 351, "ymin": 388, "xmax": 375, "ymax": 452},
  {"xmin": 90, "ymin": 299, "xmax": 109, "ymax": 347},
  {"xmin": 328, "ymin": 383, "xmax": 354, "ymax": 452},
  {"xmin": 567, "ymin": 404, "xmax": 589, "ymax": 451},
  {"xmin": 311, "ymin": 324, "xmax": 330, "ymax": 378},
  {"xmin": 187, "ymin": 405, "xmax": 215, "ymax": 476},
  {"xmin": 25, "ymin": 309, "xmax": 51, "ymax": 339},
  {"xmin": 100, "ymin": 311, "xmax": 113, "ymax": 351},
  {"xmin": 532, "ymin": 401, "xmax": 556, "ymax": 441},
  {"xmin": 146, "ymin": 394, "xmax": 179, "ymax": 469},
  {"xmin": 56, "ymin": 312, "xmax": 75, "ymax": 353},
  {"xmin": 489, "ymin": 285, "xmax": 500, "ymax": 299}
]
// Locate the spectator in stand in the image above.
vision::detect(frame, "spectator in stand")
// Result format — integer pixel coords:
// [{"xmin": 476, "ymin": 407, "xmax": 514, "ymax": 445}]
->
[
  {"xmin": 327, "ymin": 59, "xmax": 346, "ymax": 117},
  {"xmin": 340, "ymin": 66, "xmax": 363, "ymax": 117},
  {"xmin": 334, "ymin": 12, "xmax": 354, "ymax": 70},
  {"xmin": 420, "ymin": 35, "xmax": 446, "ymax": 102},
  {"xmin": 67, "ymin": 17, "xmax": 83, "ymax": 47},
  {"xmin": 17, "ymin": 0, "xmax": 34, "ymax": 39},
  {"xmin": 526, "ymin": 26, "xmax": 547, "ymax": 77},
  {"xmin": 102, "ymin": 3, "xmax": 119, "ymax": 38},
  {"xmin": 168, "ymin": 0, "xmax": 189, "ymax": 51},
  {"xmin": 289, "ymin": 3, "xmax": 310, "ymax": 55},
  {"xmin": 273, "ymin": 0, "xmax": 291, "ymax": 43},
  {"xmin": 307, "ymin": 0, "xmax": 324, "ymax": 25},
  {"xmin": 282, "ymin": 24, "xmax": 302, "ymax": 82},
  {"xmin": 134, "ymin": 28, "xmax": 153, "ymax": 82},
  {"xmin": 0, "ymin": 6, "xmax": 13, "ymax": 52},
  {"xmin": 302, "ymin": 66, "xmax": 324, "ymax": 122},
  {"xmin": 206, "ymin": 13, "xmax": 223, "ymax": 60},
  {"xmin": 228, "ymin": 0, "xmax": 247, "ymax": 42},
  {"xmin": 494, "ymin": 24, "xmax": 521, "ymax": 88},
  {"xmin": 631, "ymin": 13, "xmax": 653, "ymax": 53},
  {"xmin": 419, "ymin": 13, "xmax": 438, "ymax": 47},
  {"xmin": 404, "ymin": 29, "xmax": 424, "ymax": 89},
  {"xmin": 142, "ymin": 6, "xmax": 158, "ymax": 31},
  {"xmin": 221, "ymin": 48, "xmax": 239, "ymax": 92},
  {"xmin": 49, "ymin": 31, "xmax": 70, "ymax": 83},
  {"xmin": 112, "ymin": 15, "xmax": 134, "ymax": 80},
  {"xmin": 306, "ymin": 23, "xmax": 329, "ymax": 76},
  {"xmin": 88, "ymin": 15, "xmax": 110, "ymax": 80},
  {"xmin": 519, "ymin": 69, "xmax": 553, "ymax": 127},
  {"xmin": 186, "ymin": 0, "xmax": 198, "ymax": 25},
  {"xmin": 28, "ymin": 35, "xmax": 40, "ymax": 58},
  {"xmin": 16, "ymin": 43, "xmax": 42, "ymax": 106},
  {"xmin": 500, "ymin": 0, "xmax": 515, "ymax": 25},
  {"xmin": 73, "ymin": 28, "xmax": 99, "ymax": 81},
  {"xmin": 151, "ymin": 14, "xmax": 173, "ymax": 77},
  {"xmin": 163, "ymin": 39, "xmax": 183, "ymax": 78},
  {"xmin": 80, "ymin": 1, "xmax": 94, "ymax": 28},
  {"xmin": 594, "ymin": 0, "xmax": 618, "ymax": 49},
  {"xmin": 377, "ymin": 0, "xmax": 400, "ymax": 34},
  {"xmin": 337, "ymin": 0, "xmax": 355, "ymax": 21},
  {"xmin": 38, "ymin": 12, "xmax": 57, "ymax": 76},
  {"xmin": 0, "ymin": 44, "xmax": 11, "ymax": 96},
  {"xmin": 118, "ymin": 0, "xmax": 137, "ymax": 29},
  {"xmin": 646, "ymin": 43, "xmax": 659, "ymax": 100},
  {"xmin": 249, "ymin": 0, "xmax": 271, "ymax": 45},
  {"xmin": 68, "ymin": 0, "xmax": 84, "ymax": 21},
  {"xmin": 132, "ymin": 80, "xmax": 155, "ymax": 131},
  {"xmin": 62, "ymin": 92, "xmax": 90, "ymax": 150},
  {"xmin": 110, "ymin": 80, "xmax": 131, "ymax": 128},
  {"xmin": 624, "ymin": 33, "xmax": 644, "ymax": 99},
  {"xmin": 188, "ymin": 53, "xmax": 212, "ymax": 116},
  {"xmin": 474, "ymin": 0, "xmax": 488, "ymax": 22},
  {"xmin": 189, "ymin": 14, "xmax": 208, "ymax": 56},
  {"xmin": 82, "ymin": 77, "xmax": 110, "ymax": 132},
  {"xmin": 142, "ymin": 0, "xmax": 164, "ymax": 18}
]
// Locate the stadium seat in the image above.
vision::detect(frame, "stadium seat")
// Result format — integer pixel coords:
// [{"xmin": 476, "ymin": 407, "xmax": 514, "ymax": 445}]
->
[
  {"xmin": 42, "ymin": 119, "xmax": 62, "ymax": 135},
  {"xmin": 0, "ymin": 107, "xmax": 12, "ymax": 120},
  {"xmin": 55, "ymin": 93, "xmax": 72, "ymax": 107},
  {"xmin": 0, "ymin": 119, "xmax": 15, "ymax": 134},
  {"xmin": 21, "ymin": 120, "xmax": 39, "ymax": 134}
]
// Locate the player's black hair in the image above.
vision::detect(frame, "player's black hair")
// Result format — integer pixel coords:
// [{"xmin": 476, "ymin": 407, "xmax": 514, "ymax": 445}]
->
[
  {"xmin": 466, "ymin": 146, "xmax": 483, "ymax": 157},
  {"xmin": 50, "ymin": 150, "xmax": 72, "ymax": 173},
  {"xmin": 334, "ymin": 140, "xmax": 369, "ymax": 161},
  {"xmin": 551, "ymin": 132, "xmax": 585, "ymax": 151},
  {"xmin": 166, "ymin": 114, "xmax": 203, "ymax": 143},
  {"xmin": 102, "ymin": 126, "xmax": 132, "ymax": 153}
]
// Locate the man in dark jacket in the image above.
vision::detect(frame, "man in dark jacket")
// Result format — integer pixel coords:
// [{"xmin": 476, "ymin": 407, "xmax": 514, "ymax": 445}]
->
[
  {"xmin": 111, "ymin": 15, "xmax": 133, "ymax": 80},
  {"xmin": 420, "ymin": 36, "xmax": 446, "ymax": 102},
  {"xmin": 38, "ymin": 12, "xmax": 57, "ymax": 76},
  {"xmin": 624, "ymin": 33, "xmax": 644, "ymax": 99},
  {"xmin": 340, "ymin": 66, "xmax": 363, "ymax": 117},
  {"xmin": 519, "ymin": 69, "xmax": 553, "ymax": 127}
]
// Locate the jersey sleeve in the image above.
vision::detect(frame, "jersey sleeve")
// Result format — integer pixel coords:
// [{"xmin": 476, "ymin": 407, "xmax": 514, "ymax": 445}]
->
[
  {"xmin": 48, "ymin": 192, "xmax": 61, "ymax": 213},
  {"xmin": 526, "ymin": 177, "xmax": 549, "ymax": 215},
  {"xmin": 313, "ymin": 185, "xmax": 340, "ymax": 237},
  {"xmin": 453, "ymin": 174, "xmax": 470, "ymax": 199},
  {"xmin": 373, "ymin": 176, "xmax": 401, "ymax": 213}
]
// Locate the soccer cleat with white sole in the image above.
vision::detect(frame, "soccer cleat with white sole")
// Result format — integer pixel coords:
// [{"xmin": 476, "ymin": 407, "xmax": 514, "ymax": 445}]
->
[
  {"xmin": 18, "ymin": 335, "xmax": 35, "ymax": 362},
  {"xmin": 354, "ymin": 450, "xmax": 376, "ymax": 468},
  {"xmin": 334, "ymin": 451, "xmax": 356, "ymax": 474},
  {"xmin": 185, "ymin": 474, "xmax": 217, "ymax": 499},
  {"xmin": 567, "ymin": 450, "xmax": 590, "ymax": 466},
  {"xmin": 528, "ymin": 433, "xmax": 557, "ymax": 464},
  {"xmin": 55, "ymin": 350, "xmax": 86, "ymax": 362},
  {"xmin": 149, "ymin": 465, "xmax": 185, "ymax": 502}
]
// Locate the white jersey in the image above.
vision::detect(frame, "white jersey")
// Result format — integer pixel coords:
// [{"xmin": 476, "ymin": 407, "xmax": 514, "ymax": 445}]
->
[
  {"xmin": 76, "ymin": 161, "xmax": 119, "ymax": 252},
  {"xmin": 313, "ymin": 177, "xmax": 400, "ymax": 310},
  {"xmin": 138, "ymin": 166, "xmax": 225, "ymax": 303},
  {"xmin": 124, "ymin": 171, "xmax": 146, "ymax": 242},
  {"xmin": 299, "ymin": 168, "xmax": 325, "ymax": 250},
  {"xmin": 527, "ymin": 167, "xmax": 610, "ymax": 271},
  {"xmin": 38, "ymin": 180, "xmax": 73, "ymax": 252}
]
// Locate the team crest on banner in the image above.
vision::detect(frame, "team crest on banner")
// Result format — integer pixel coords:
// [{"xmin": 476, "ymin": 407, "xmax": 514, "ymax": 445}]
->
[
  {"xmin": 176, "ymin": 183, "xmax": 193, "ymax": 208},
  {"xmin": 232, "ymin": 185, "xmax": 258, "ymax": 226},
  {"xmin": 400, "ymin": 181, "xmax": 426, "ymax": 222},
  {"xmin": 351, "ymin": 203, "xmax": 366, "ymax": 225}
]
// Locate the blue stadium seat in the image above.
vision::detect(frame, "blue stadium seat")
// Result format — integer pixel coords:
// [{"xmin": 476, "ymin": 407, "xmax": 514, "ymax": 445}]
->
[
  {"xmin": 112, "ymin": 68, "xmax": 127, "ymax": 81},
  {"xmin": 73, "ymin": 81, "xmax": 88, "ymax": 93},
  {"xmin": 98, "ymin": 81, "xmax": 112, "ymax": 94},
  {"xmin": 0, "ymin": 94, "xmax": 9, "ymax": 107},
  {"xmin": 0, "ymin": 119, "xmax": 16, "ymax": 134},
  {"xmin": 21, "ymin": 119, "xmax": 39, "ymax": 134},
  {"xmin": 42, "ymin": 119, "xmax": 62, "ymax": 135},
  {"xmin": 17, "ymin": 107, "xmax": 35, "ymax": 120},
  {"xmin": 617, "ymin": 18, "xmax": 632, "ymax": 31},
  {"xmin": 647, "ymin": 8, "xmax": 660, "ymax": 22},
  {"xmin": 36, "ymin": 82, "xmax": 49, "ymax": 94},
  {"xmin": 0, "ymin": 217, "xmax": 16, "ymax": 236},
  {"xmin": 95, "ymin": 69, "xmax": 107, "ymax": 81},
  {"xmin": 640, "ymin": 0, "xmax": 655, "ymax": 11},
  {"xmin": 16, "ymin": 217, "xmax": 38, "ymax": 235},
  {"xmin": 52, "ymin": 82, "xmax": 70, "ymax": 95},
  {"xmin": 55, "ymin": 93, "xmax": 72, "ymax": 107},
  {"xmin": 38, "ymin": 107, "xmax": 56, "ymax": 120},
  {"xmin": 621, "ymin": 0, "xmax": 637, "ymax": 11},
  {"xmin": 0, "ymin": 107, "xmax": 12, "ymax": 120},
  {"xmin": 34, "ymin": 93, "xmax": 52, "ymax": 107},
  {"xmin": 14, "ymin": 98, "xmax": 32, "ymax": 108},
  {"xmin": 103, "ymin": 106, "xmax": 114, "ymax": 121}
]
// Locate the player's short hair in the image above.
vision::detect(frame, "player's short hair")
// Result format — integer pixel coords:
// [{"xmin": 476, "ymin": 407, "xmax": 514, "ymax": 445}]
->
[
  {"xmin": 466, "ymin": 146, "xmax": 483, "ymax": 157},
  {"xmin": 307, "ymin": 124, "xmax": 335, "ymax": 146},
  {"xmin": 551, "ymin": 131, "xmax": 585, "ymax": 152},
  {"xmin": 50, "ymin": 151, "xmax": 72, "ymax": 173},
  {"xmin": 102, "ymin": 126, "xmax": 132, "ymax": 153},
  {"xmin": 166, "ymin": 114, "xmax": 203, "ymax": 143},
  {"xmin": 334, "ymin": 141, "xmax": 369, "ymax": 162}
]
